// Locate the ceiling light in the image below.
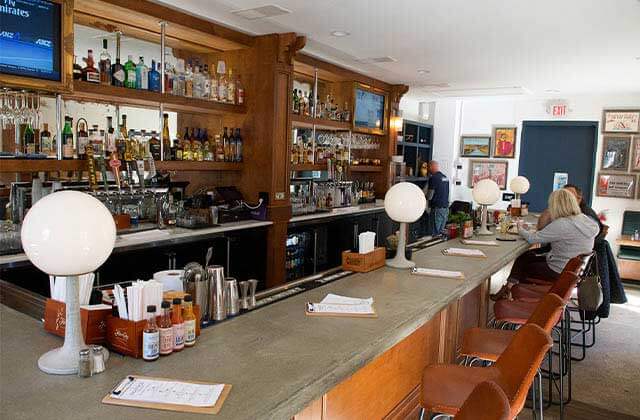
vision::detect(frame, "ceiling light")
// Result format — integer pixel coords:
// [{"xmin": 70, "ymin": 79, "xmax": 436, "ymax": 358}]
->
[
  {"xmin": 231, "ymin": 4, "xmax": 291, "ymax": 20},
  {"xmin": 545, "ymin": 89, "xmax": 561, "ymax": 93},
  {"xmin": 417, "ymin": 69, "xmax": 430, "ymax": 75},
  {"xmin": 330, "ymin": 30, "xmax": 350, "ymax": 37}
]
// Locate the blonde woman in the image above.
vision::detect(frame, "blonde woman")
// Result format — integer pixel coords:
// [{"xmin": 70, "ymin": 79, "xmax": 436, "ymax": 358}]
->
[{"xmin": 492, "ymin": 189, "xmax": 599, "ymax": 300}]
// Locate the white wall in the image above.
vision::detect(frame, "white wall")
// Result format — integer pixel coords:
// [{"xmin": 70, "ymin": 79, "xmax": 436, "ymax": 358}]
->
[{"xmin": 402, "ymin": 93, "xmax": 640, "ymax": 253}]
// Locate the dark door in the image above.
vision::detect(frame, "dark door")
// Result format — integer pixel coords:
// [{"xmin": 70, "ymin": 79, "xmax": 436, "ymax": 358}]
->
[{"xmin": 519, "ymin": 121, "xmax": 598, "ymax": 212}]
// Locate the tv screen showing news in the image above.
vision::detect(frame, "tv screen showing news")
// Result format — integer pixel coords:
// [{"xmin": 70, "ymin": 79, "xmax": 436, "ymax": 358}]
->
[
  {"xmin": 0, "ymin": 0, "xmax": 62, "ymax": 81},
  {"xmin": 354, "ymin": 87, "xmax": 385, "ymax": 132}
]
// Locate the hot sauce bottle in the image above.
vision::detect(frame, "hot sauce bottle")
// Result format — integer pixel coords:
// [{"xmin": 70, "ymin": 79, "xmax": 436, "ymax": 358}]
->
[
  {"xmin": 158, "ymin": 300, "xmax": 173, "ymax": 356},
  {"xmin": 171, "ymin": 298, "xmax": 185, "ymax": 352},
  {"xmin": 183, "ymin": 294, "xmax": 197, "ymax": 347},
  {"xmin": 142, "ymin": 305, "xmax": 159, "ymax": 361}
]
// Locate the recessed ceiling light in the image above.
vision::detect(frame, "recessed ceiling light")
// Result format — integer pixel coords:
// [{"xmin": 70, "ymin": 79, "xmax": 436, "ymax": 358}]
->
[
  {"xmin": 417, "ymin": 69, "xmax": 430, "ymax": 75},
  {"xmin": 545, "ymin": 89, "xmax": 561, "ymax": 93},
  {"xmin": 330, "ymin": 30, "xmax": 350, "ymax": 37}
]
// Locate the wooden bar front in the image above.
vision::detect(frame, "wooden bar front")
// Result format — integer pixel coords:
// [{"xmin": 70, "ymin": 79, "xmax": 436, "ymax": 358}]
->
[{"xmin": 294, "ymin": 280, "xmax": 489, "ymax": 420}]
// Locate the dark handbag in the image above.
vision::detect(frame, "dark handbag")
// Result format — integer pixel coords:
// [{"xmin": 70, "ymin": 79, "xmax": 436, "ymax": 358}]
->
[{"xmin": 577, "ymin": 253, "xmax": 603, "ymax": 312}]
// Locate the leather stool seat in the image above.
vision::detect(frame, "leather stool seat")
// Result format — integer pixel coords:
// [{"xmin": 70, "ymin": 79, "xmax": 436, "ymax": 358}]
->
[
  {"xmin": 460, "ymin": 327, "xmax": 516, "ymax": 363},
  {"xmin": 493, "ymin": 299, "xmax": 539, "ymax": 325},
  {"xmin": 511, "ymin": 283, "xmax": 551, "ymax": 300}
]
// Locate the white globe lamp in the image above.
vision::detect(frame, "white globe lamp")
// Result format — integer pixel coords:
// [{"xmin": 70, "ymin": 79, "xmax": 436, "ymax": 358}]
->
[
  {"xmin": 384, "ymin": 182, "xmax": 427, "ymax": 268},
  {"xmin": 21, "ymin": 191, "xmax": 116, "ymax": 374},
  {"xmin": 472, "ymin": 179, "xmax": 501, "ymax": 236},
  {"xmin": 510, "ymin": 176, "xmax": 530, "ymax": 195}
]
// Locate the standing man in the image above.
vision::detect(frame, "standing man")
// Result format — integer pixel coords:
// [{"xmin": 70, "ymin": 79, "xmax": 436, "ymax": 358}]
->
[{"xmin": 426, "ymin": 160, "xmax": 450, "ymax": 235}]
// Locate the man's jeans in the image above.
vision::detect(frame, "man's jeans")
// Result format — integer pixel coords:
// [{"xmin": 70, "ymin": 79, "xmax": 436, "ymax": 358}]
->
[{"xmin": 431, "ymin": 207, "xmax": 449, "ymax": 236}]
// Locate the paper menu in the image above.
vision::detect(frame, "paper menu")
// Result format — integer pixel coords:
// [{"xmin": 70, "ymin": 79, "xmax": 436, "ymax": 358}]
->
[
  {"xmin": 443, "ymin": 247, "xmax": 486, "ymax": 257},
  {"xmin": 307, "ymin": 302, "xmax": 375, "ymax": 315},
  {"xmin": 411, "ymin": 267, "xmax": 464, "ymax": 279},
  {"xmin": 460, "ymin": 239, "xmax": 499, "ymax": 246},
  {"xmin": 320, "ymin": 294, "xmax": 373, "ymax": 306},
  {"xmin": 111, "ymin": 377, "xmax": 224, "ymax": 408}
]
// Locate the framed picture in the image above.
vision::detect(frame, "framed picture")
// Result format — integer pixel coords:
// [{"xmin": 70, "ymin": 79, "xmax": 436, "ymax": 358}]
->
[
  {"xmin": 492, "ymin": 126, "xmax": 517, "ymax": 158},
  {"xmin": 601, "ymin": 136, "xmax": 631, "ymax": 171},
  {"xmin": 596, "ymin": 173, "xmax": 636, "ymax": 198},
  {"xmin": 460, "ymin": 135, "xmax": 491, "ymax": 158},
  {"xmin": 469, "ymin": 160, "xmax": 509, "ymax": 190},
  {"xmin": 631, "ymin": 137, "xmax": 640, "ymax": 172},
  {"xmin": 602, "ymin": 110, "xmax": 640, "ymax": 134}
]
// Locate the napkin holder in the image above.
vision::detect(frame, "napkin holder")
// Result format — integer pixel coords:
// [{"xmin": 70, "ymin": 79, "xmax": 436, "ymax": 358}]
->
[
  {"xmin": 43, "ymin": 299, "xmax": 110, "ymax": 344},
  {"xmin": 342, "ymin": 247, "xmax": 386, "ymax": 273}
]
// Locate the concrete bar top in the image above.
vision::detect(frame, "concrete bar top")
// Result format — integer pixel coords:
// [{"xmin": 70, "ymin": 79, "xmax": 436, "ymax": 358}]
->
[
  {"xmin": 288, "ymin": 201, "xmax": 385, "ymax": 226},
  {"xmin": 0, "ymin": 219, "xmax": 273, "ymax": 268},
  {"xmin": 0, "ymin": 235, "xmax": 529, "ymax": 420}
]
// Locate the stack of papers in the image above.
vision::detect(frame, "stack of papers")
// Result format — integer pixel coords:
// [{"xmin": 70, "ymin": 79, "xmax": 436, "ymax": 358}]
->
[
  {"xmin": 442, "ymin": 247, "xmax": 487, "ymax": 258},
  {"xmin": 411, "ymin": 267, "xmax": 465, "ymax": 279},
  {"xmin": 306, "ymin": 293, "xmax": 375, "ymax": 316},
  {"xmin": 111, "ymin": 376, "xmax": 224, "ymax": 407}
]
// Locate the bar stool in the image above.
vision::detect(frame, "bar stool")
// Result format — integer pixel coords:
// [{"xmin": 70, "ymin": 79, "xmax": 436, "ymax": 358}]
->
[
  {"xmin": 455, "ymin": 381, "xmax": 510, "ymax": 420},
  {"xmin": 510, "ymin": 255, "xmax": 589, "ymax": 301},
  {"xmin": 420, "ymin": 324, "xmax": 552, "ymax": 420}
]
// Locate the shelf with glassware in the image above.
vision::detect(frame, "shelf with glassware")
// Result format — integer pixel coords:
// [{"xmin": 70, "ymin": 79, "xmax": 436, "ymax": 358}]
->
[{"xmin": 396, "ymin": 120, "xmax": 433, "ymax": 180}]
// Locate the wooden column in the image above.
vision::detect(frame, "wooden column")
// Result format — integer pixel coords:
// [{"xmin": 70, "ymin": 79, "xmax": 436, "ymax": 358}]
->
[{"xmin": 239, "ymin": 34, "xmax": 305, "ymax": 288}]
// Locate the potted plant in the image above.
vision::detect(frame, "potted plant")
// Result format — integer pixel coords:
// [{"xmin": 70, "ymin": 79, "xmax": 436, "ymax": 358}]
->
[{"xmin": 447, "ymin": 212, "xmax": 473, "ymax": 239}]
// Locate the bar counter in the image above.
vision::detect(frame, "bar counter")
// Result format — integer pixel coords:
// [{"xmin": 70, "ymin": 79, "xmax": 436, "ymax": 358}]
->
[
  {"xmin": 288, "ymin": 201, "xmax": 385, "ymax": 226},
  {"xmin": 0, "ymin": 235, "xmax": 529, "ymax": 420}
]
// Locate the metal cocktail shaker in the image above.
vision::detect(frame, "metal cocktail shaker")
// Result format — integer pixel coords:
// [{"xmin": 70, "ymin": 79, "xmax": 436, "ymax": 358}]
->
[
  {"xmin": 248, "ymin": 279, "xmax": 258, "ymax": 308},
  {"xmin": 207, "ymin": 265, "xmax": 226, "ymax": 321},
  {"xmin": 183, "ymin": 272, "xmax": 209, "ymax": 321},
  {"xmin": 225, "ymin": 278, "xmax": 240, "ymax": 316}
]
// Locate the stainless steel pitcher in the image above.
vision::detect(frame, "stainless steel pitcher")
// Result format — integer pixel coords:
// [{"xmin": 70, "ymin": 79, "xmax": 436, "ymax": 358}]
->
[
  {"xmin": 225, "ymin": 277, "xmax": 240, "ymax": 316},
  {"xmin": 183, "ymin": 273, "xmax": 209, "ymax": 321},
  {"xmin": 207, "ymin": 265, "xmax": 226, "ymax": 321}
]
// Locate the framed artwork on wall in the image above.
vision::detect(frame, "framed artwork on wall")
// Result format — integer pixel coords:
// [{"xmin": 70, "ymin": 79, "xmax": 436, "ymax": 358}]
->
[
  {"xmin": 602, "ymin": 109, "xmax": 640, "ymax": 134},
  {"xmin": 469, "ymin": 159, "xmax": 509, "ymax": 190},
  {"xmin": 631, "ymin": 137, "xmax": 640, "ymax": 172},
  {"xmin": 492, "ymin": 126, "xmax": 517, "ymax": 158},
  {"xmin": 601, "ymin": 136, "xmax": 631, "ymax": 171},
  {"xmin": 460, "ymin": 135, "xmax": 491, "ymax": 157},
  {"xmin": 596, "ymin": 173, "xmax": 636, "ymax": 198}
]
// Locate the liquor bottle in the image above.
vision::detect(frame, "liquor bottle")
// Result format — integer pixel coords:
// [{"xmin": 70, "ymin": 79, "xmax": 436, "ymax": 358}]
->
[
  {"xmin": 171, "ymin": 298, "xmax": 185, "ymax": 352},
  {"xmin": 124, "ymin": 55, "xmax": 136, "ymax": 88},
  {"xmin": 136, "ymin": 56, "xmax": 149, "ymax": 90},
  {"xmin": 192, "ymin": 65, "xmax": 202, "ymax": 98},
  {"xmin": 222, "ymin": 127, "xmax": 230, "ymax": 161},
  {"xmin": 293, "ymin": 89, "xmax": 299, "ymax": 114},
  {"xmin": 217, "ymin": 61, "xmax": 227, "ymax": 102},
  {"xmin": 158, "ymin": 300, "xmax": 173, "ymax": 356},
  {"xmin": 116, "ymin": 129, "xmax": 127, "ymax": 161},
  {"xmin": 149, "ymin": 131, "xmax": 161, "ymax": 160},
  {"xmin": 202, "ymin": 64, "xmax": 211, "ymax": 99},
  {"xmin": 73, "ymin": 56, "xmax": 82, "ymax": 80},
  {"xmin": 183, "ymin": 295, "xmax": 197, "ymax": 347},
  {"xmin": 164, "ymin": 52, "xmax": 174, "ymax": 94},
  {"xmin": 227, "ymin": 68, "xmax": 236, "ymax": 104},
  {"xmin": 111, "ymin": 37, "xmax": 125, "ymax": 87},
  {"xmin": 214, "ymin": 134, "xmax": 224, "ymax": 162},
  {"xmin": 99, "ymin": 39, "xmax": 112, "ymax": 85},
  {"xmin": 105, "ymin": 116, "xmax": 115, "ymax": 156},
  {"xmin": 162, "ymin": 113, "xmax": 171, "ymax": 160},
  {"xmin": 90, "ymin": 124, "xmax": 103, "ymax": 157},
  {"xmin": 182, "ymin": 138, "xmax": 192, "ymax": 161},
  {"xmin": 192, "ymin": 136, "xmax": 203, "ymax": 161},
  {"xmin": 306, "ymin": 140, "xmax": 313, "ymax": 164},
  {"xmin": 82, "ymin": 49, "xmax": 100, "ymax": 83},
  {"xmin": 184, "ymin": 61, "xmax": 193, "ymax": 98},
  {"xmin": 236, "ymin": 75, "xmax": 244, "ymax": 105},
  {"xmin": 23, "ymin": 122, "xmax": 36, "ymax": 154},
  {"xmin": 62, "ymin": 117, "xmax": 74, "ymax": 159},
  {"xmin": 203, "ymin": 136, "xmax": 213, "ymax": 161},
  {"xmin": 183, "ymin": 127, "xmax": 190, "ymax": 143},
  {"xmin": 234, "ymin": 128, "xmax": 243, "ymax": 162},
  {"xmin": 76, "ymin": 118, "xmax": 89, "ymax": 159},
  {"xmin": 210, "ymin": 65, "xmax": 219, "ymax": 101},
  {"xmin": 229, "ymin": 127, "xmax": 237, "ymax": 161},
  {"xmin": 142, "ymin": 305, "xmax": 160, "ymax": 361},
  {"xmin": 174, "ymin": 58, "xmax": 186, "ymax": 97},
  {"xmin": 148, "ymin": 60, "xmax": 161, "ymax": 92},
  {"xmin": 40, "ymin": 123, "xmax": 53, "ymax": 157},
  {"xmin": 175, "ymin": 138, "xmax": 183, "ymax": 160}
]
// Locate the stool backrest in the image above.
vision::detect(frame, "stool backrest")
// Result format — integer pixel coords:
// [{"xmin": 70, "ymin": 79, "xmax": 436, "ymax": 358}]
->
[
  {"xmin": 455, "ymin": 381, "xmax": 510, "ymax": 420},
  {"xmin": 563, "ymin": 255, "xmax": 584, "ymax": 275},
  {"xmin": 527, "ymin": 293, "xmax": 565, "ymax": 333},
  {"xmin": 495, "ymin": 324, "xmax": 552, "ymax": 418},
  {"xmin": 548, "ymin": 271, "xmax": 579, "ymax": 302}
]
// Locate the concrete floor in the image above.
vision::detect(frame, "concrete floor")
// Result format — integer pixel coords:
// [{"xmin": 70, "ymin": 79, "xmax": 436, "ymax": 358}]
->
[{"xmin": 521, "ymin": 284, "xmax": 640, "ymax": 419}]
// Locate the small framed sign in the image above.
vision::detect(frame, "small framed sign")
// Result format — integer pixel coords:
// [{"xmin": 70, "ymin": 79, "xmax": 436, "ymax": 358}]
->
[
  {"xmin": 596, "ymin": 173, "xmax": 636, "ymax": 199},
  {"xmin": 602, "ymin": 110, "xmax": 640, "ymax": 134},
  {"xmin": 601, "ymin": 136, "xmax": 631, "ymax": 171},
  {"xmin": 469, "ymin": 159, "xmax": 509, "ymax": 190},
  {"xmin": 631, "ymin": 137, "xmax": 640, "ymax": 172}
]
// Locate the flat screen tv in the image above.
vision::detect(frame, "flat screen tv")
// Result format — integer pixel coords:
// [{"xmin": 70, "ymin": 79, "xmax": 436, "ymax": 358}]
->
[
  {"xmin": 0, "ymin": 0, "xmax": 62, "ymax": 82},
  {"xmin": 354, "ymin": 85, "xmax": 386, "ymax": 134}
]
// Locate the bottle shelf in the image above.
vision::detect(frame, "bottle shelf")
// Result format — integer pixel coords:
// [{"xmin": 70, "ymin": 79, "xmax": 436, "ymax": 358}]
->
[
  {"xmin": 291, "ymin": 114, "xmax": 351, "ymax": 131},
  {"xmin": 0, "ymin": 159, "xmax": 87, "ymax": 173},
  {"xmin": 291, "ymin": 163, "xmax": 326, "ymax": 171},
  {"xmin": 397, "ymin": 141, "xmax": 431, "ymax": 149},
  {"xmin": 348, "ymin": 165, "xmax": 383, "ymax": 173},
  {"xmin": 155, "ymin": 161, "xmax": 243, "ymax": 171},
  {"xmin": 67, "ymin": 81, "xmax": 246, "ymax": 115}
]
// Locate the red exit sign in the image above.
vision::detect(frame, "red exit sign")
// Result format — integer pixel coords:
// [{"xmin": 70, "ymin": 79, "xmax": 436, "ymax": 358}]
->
[{"xmin": 546, "ymin": 100, "xmax": 570, "ymax": 117}]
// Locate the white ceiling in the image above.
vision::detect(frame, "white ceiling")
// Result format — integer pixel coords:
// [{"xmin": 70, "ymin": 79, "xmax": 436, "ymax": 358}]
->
[{"xmin": 155, "ymin": 0, "xmax": 640, "ymax": 100}]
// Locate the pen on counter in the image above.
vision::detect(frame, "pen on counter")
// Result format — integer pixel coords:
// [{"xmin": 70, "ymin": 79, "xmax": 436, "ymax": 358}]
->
[{"xmin": 111, "ymin": 376, "xmax": 135, "ymax": 395}]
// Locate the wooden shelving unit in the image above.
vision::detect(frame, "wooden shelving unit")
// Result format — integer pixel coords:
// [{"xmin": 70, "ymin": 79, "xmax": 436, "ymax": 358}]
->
[
  {"xmin": 0, "ymin": 159, "xmax": 87, "ymax": 173},
  {"xmin": 291, "ymin": 163, "xmax": 326, "ymax": 171},
  {"xmin": 155, "ymin": 161, "xmax": 242, "ymax": 171},
  {"xmin": 291, "ymin": 114, "xmax": 351, "ymax": 131},
  {"xmin": 67, "ymin": 81, "xmax": 246, "ymax": 115},
  {"xmin": 349, "ymin": 165, "xmax": 383, "ymax": 173}
]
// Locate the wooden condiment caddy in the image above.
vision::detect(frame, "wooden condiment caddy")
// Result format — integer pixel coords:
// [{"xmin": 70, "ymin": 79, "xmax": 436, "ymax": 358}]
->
[
  {"xmin": 341, "ymin": 247, "xmax": 386, "ymax": 273},
  {"xmin": 43, "ymin": 299, "xmax": 111, "ymax": 345}
]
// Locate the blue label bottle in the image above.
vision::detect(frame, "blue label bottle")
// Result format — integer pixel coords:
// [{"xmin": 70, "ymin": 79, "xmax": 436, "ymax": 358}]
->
[{"xmin": 149, "ymin": 60, "xmax": 161, "ymax": 92}]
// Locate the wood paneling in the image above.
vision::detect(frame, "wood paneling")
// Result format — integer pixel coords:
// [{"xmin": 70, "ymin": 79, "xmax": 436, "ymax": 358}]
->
[
  {"xmin": 618, "ymin": 259, "xmax": 640, "ymax": 281},
  {"xmin": 293, "ymin": 397, "xmax": 324, "ymax": 420},
  {"xmin": 323, "ymin": 314, "xmax": 441, "ymax": 420},
  {"xmin": 383, "ymin": 386, "xmax": 422, "ymax": 420}
]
